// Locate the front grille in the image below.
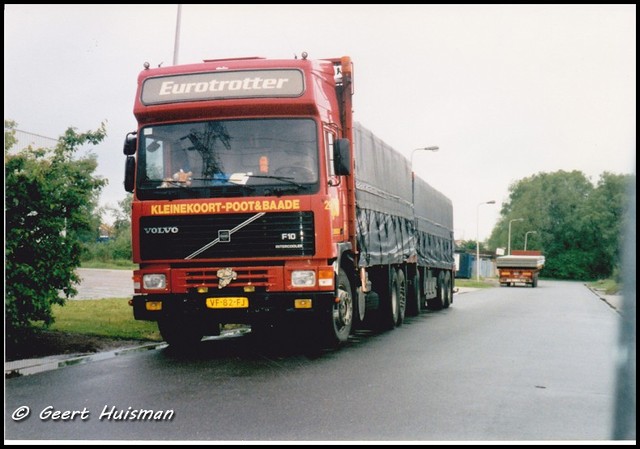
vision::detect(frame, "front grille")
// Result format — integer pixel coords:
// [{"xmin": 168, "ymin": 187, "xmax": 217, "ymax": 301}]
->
[
  {"xmin": 171, "ymin": 266, "xmax": 282, "ymax": 293},
  {"xmin": 181, "ymin": 267, "xmax": 272, "ymax": 289},
  {"xmin": 140, "ymin": 212, "xmax": 314, "ymax": 260}
]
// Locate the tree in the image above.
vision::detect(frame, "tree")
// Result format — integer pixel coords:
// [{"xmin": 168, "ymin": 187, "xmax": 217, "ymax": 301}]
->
[
  {"xmin": 5, "ymin": 120, "xmax": 108, "ymax": 342},
  {"xmin": 457, "ymin": 240, "xmax": 478, "ymax": 252},
  {"xmin": 104, "ymin": 193, "xmax": 133, "ymax": 261},
  {"xmin": 582, "ymin": 172, "xmax": 633, "ymax": 280},
  {"xmin": 4, "ymin": 119, "xmax": 18, "ymax": 151},
  {"xmin": 108, "ymin": 193, "xmax": 133, "ymax": 260},
  {"xmin": 457, "ymin": 239, "xmax": 491, "ymax": 254}
]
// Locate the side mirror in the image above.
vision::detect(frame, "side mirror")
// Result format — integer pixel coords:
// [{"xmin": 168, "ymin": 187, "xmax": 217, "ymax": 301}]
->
[
  {"xmin": 124, "ymin": 156, "xmax": 136, "ymax": 192},
  {"xmin": 123, "ymin": 131, "xmax": 137, "ymax": 155},
  {"xmin": 334, "ymin": 138, "xmax": 351, "ymax": 176}
]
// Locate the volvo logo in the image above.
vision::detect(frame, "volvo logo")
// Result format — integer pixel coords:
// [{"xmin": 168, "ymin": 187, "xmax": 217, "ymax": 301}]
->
[{"xmin": 144, "ymin": 226, "xmax": 179, "ymax": 234}]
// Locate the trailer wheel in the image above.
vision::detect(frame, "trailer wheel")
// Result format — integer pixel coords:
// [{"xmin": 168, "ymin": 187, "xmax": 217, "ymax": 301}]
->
[
  {"xmin": 406, "ymin": 268, "xmax": 421, "ymax": 316},
  {"xmin": 320, "ymin": 268, "xmax": 353, "ymax": 347},
  {"xmin": 427, "ymin": 271, "xmax": 446, "ymax": 310},
  {"xmin": 354, "ymin": 285, "xmax": 367, "ymax": 327},
  {"xmin": 443, "ymin": 271, "xmax": 452, "ymax": 309},
  {"xmin": 378, "ymin": 268, "xmax": 400, "ymax": 330},
  {"xmin": 395, "ymin": 268, "xmax": 406, "ymax": 326},
  {"xmin": 158, "ymin": 315, "xmax": 204, "ymax": 349}
]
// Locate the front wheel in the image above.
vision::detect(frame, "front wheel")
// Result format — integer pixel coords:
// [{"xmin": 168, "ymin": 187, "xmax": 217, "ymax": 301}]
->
[{"xmin": 319, "ymin": 268, "xmax": 353, "ymax": 348}]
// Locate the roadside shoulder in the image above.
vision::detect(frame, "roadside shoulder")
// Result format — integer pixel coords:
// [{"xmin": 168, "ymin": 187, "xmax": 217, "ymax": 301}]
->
[{"xmin": 586, "ymin": 285, "xmax": 624, "ymax": 312}]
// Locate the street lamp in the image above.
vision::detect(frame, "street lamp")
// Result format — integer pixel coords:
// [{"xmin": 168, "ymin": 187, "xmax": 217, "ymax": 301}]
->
[
  {"xmin": 508, "ymin": 218, "xmax": 524, "ymax": 255},
  {"xmin": 411, "ymin": 146, "xmax": 439, "ymax": 204},
  {"xmin": 173, "ymin": 5, "xmax": 182, "ymax": 65},
  {"xmin": 476, "ymin": 200, "xmax": 496, "ymax": 281},
  {"xmin": 411, "ymin": 146, "xmax": 439, "ymax": 167},
  {"xmin": 524, "ymin": 230, "xmax": 537, "ymax": 251}
]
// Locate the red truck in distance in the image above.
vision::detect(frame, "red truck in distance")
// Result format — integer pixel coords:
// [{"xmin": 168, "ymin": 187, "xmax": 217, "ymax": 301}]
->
[
  {"xmin": 122, "ymin": 54, "xmax": 455, "ymax": 349},
  {"xmin": 497, "ymin": 250, "xmax": 545, "ymax": 288}
]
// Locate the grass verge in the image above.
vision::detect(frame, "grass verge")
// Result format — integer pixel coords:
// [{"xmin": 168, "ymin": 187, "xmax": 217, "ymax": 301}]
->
[
  {"xmin": 37, "ymin": 298, "xmax": 162, "ymax": 341},
  {"xmin": 587, "ymin": 278, "xmax": 620, "ymax": 295},
  {"xmin": 454, "ymin": 278, "xmax": 497, "ymax": 289},
  {"xmin": 80, "ymin": 260, "xmax": 137, "ymax": 270}
]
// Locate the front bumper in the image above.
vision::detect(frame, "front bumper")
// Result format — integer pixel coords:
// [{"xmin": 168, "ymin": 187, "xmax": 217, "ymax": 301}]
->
[{"xmin": 131, "ymin": 291, "xmax": 336, "ymax": 325}]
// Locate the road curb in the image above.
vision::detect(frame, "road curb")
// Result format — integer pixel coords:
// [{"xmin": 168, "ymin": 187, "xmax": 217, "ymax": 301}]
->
[
  {"xmin": 4, "ymin": 328, "xmax": 251, "ymax": 379},
  {"xmin": 585, "ymin": 285, "xmax": 623, "ymax": 313},
  {"xmin": 5, "ymin": 342, "xmax": 167, "ymax": 379}
]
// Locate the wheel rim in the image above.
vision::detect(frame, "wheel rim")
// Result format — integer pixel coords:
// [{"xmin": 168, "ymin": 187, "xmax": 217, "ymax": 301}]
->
[
  {"xmin": 397, "ymin": 271, "xmax": 406, "ymax": 323},
  {"xmin": 391, "ymin": 277, "xmax": 398, "ymax": 322},
  {"xmin": 414, "ymin": 269, "xmax": 421, "ymax": 312},
  {"xmin": 444, "ymin": 272, "xmax": 451, "ymax": 306},
  {"xmin": 357, "ymin": 287, "xmax": 366, "ymax": 322},
  {"xmin": 334, "ymin": 285, "xmax": 353, "ymax": 332}
]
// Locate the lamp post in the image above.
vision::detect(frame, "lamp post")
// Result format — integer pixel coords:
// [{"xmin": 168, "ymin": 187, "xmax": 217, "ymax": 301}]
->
[
  {"xmin": 508, "ymin": 218, "xmax": 524, "ymax": 255},
  {"xmin": 411, "ymin": 146, "xmax": 439, "ymax": 168},
  {"xmin": 173, "ymin": 4, "xmax": 182, "ymax": 65},
  {"xmin": 476, "ymin": 200, "xmax": 496, "ymax": 281},
  {"xmin": 524, "ymin": 230, "xmax": 537, "ymax": 251},
  {"xmin": 411, "ymin": 146, "xmax": 439, "ymax": 204}
]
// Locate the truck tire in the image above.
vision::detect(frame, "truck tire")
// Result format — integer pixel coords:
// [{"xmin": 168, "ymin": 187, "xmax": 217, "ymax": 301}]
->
[
  {"xmin": 319, "ymin": 268, "xmax": 353, "ymax": 348},
  {"xmin": 406, "ymin": 268, "xmax": 421, "ymax": 317},
  {"xmin": 532, "ymin": 274, "xmax": 538, "ymax": 288},
  {"xmin": 378, "ymin": 268, "xmax": 400, "ymax": 331},
  {"xmin": 158, "ymin": 315, "xmax": 204, "ymax": 349},
  {"xmin": 443, "ymin": 271, "xmax": 452, "ymax": 309},
  {"xmin": 427, "ymin": 271, "xmax": 446, "ymax": 310},
  {"xmin": 353, "ymin": 285, "xmax": 367, "ymax": 329},
  {"xmin": 395, "ymin": 267, "xmax": 406, "ymax": 326}
]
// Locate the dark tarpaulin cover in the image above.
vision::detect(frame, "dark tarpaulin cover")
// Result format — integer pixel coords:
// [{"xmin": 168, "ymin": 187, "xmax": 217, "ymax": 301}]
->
[
  {"xmin": 353, "ymin": 122, "xmax": 454, "ymax": 269},
  {"xmin": 413, "ymin": 176, "xmax": 455, "ymax": 268}
]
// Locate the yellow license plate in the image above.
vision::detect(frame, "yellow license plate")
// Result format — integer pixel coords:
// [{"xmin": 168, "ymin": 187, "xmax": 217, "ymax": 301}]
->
[{"xmin": 206, "ymin": 297, "xmax": 249, "ymax": 309}]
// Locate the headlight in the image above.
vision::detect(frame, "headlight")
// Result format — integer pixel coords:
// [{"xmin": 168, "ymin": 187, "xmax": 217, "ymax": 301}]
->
[
  {"xmin": 291, "ymin": 270, "xmax": 316, "ymax": 287},
  {"xmin": 143, "ymin": 274, "xmax": 167, "ymax": 290}
]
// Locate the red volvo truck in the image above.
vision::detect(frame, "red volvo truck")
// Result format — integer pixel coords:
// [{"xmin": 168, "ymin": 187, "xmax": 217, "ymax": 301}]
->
[{"xmin": 122, "ymin": 54, "xmax": 455, "ymax": 349}]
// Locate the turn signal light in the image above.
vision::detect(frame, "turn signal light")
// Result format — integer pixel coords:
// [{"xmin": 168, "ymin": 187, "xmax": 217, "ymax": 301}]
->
[
  {"xmin": 318, "ymin": 269, "xmax": 334, "ymax": 287},
  {"xmin": 294, "ymin": 299, "xmax": 312, "ymax": 309},
  {"xmin": 145, "ymin": 301, "xmax": 162, "ymax": 311}
]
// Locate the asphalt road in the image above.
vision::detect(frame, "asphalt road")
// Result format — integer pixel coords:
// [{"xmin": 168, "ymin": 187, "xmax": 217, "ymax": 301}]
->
[
  {"xmin": 6, "ymin": 280, "xmax": 621, "ymax": 442},
  {"xmin": 72, "ymin": 268, "xmax": 134, "ymax": 299}
]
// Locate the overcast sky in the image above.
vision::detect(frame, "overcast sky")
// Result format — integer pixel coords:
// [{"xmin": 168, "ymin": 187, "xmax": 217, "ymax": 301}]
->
[{"xmin": 4, "ymin": 4, "xmax": 636, "ymax": 242}]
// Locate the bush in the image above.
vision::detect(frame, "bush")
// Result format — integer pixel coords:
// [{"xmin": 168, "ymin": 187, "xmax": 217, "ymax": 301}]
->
[{"xmin": 5, "ymin": 121, "xmax": 107, "ymax": 343}]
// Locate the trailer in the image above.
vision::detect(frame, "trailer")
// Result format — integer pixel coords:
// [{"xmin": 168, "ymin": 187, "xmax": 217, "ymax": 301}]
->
[{"xmin": 497, "ymin": 250, "xmax": 545, "ymax": 288}]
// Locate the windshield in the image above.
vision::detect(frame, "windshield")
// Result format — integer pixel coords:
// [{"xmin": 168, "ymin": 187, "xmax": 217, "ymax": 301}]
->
[{"xmin": 137, "ymin": 118, "xmax": 319, "ymax": 199}]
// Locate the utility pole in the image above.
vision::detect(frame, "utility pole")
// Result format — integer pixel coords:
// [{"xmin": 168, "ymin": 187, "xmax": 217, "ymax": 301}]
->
[
  {"xmin": 508, "ymin": 218, "xmax": 524, "ymax": 255},
  {"xmin": 524, "ymin": 230, "xmax": 537, "ymax": 251},
  {"xmin": 173, "ymin": 4, "xmax": 182, "ymax": 65}
]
